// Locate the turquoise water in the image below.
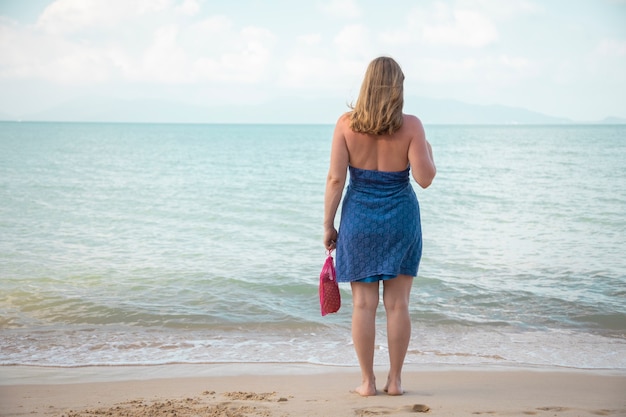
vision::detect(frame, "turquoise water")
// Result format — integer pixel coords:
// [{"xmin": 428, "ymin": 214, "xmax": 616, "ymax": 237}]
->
[{"xmin": 1, "ymin": 122, "xmax": 625, "ymax": 369}]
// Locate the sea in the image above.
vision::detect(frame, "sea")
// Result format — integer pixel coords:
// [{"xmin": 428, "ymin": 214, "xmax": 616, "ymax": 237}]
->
[{"xmin": 0, "ymin": 122, "xmax": 625, "ymax": 371}]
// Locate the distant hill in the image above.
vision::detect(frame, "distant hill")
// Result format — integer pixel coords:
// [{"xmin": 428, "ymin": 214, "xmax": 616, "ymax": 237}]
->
[
  {"xmin": 14, "ymin": 95, "xmax": 623, "ymax": 125},
  {"xmin": 404, "ymin": 97, "xmax": 573, "ymax": 124},
  {"xmin": 596, "ymin": 116, "xmax": 626, "ymax": 124}
]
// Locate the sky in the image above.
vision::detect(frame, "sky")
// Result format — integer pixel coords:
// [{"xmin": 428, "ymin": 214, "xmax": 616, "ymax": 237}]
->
[{"xmin": 0, "ymin": 0, "xmax": 625, "ymax": 122}]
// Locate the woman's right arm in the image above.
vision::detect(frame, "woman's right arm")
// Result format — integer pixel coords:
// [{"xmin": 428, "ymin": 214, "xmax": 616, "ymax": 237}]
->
[
  {"xmin": 323, "ymin": 115, "xmax": 350, "ymax": 250},
  {"xmin": 407, "ymin": 116, "xmax": 436, "ymax": 188}
]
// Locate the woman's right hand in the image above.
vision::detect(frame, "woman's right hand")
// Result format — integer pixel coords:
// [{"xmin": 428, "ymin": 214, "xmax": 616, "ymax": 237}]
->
[{"xmin": 324, "ymin": 227, "xmax": 338, "ymax": 251}]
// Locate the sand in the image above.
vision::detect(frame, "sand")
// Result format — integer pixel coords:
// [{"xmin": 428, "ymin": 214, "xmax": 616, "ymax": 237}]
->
[{"xmin": 1, "ymin": 364, "xmax": 625, "ymax": 417}]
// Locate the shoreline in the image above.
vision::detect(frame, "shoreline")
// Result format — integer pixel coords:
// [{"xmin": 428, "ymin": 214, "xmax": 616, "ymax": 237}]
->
[
  {"xmin": 2, "ymin": 362, "xmax": 626, "ymax": 385},
  {"xmin": 1, "ymin": 363, "xmax": 625, "ymax": 416}
]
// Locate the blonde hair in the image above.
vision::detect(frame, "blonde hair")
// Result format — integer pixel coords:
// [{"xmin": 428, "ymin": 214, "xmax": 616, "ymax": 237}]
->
[{"xmin": 349, "ymin": 56, "xmax": 405, "ymax": 135}]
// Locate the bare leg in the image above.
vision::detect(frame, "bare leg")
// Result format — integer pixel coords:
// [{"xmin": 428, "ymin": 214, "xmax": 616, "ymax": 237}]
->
[
  {"xmin": 350, "ymin": 281, "xmax": 380, "ymax": 396},
  {"xmin": 382, "ymin": 274, "xmax": 413, "ymax": 395}
]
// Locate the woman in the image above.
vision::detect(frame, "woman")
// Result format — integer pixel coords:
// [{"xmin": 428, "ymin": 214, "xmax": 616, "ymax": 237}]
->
[{"xmin": 323, "ymin": 56, "xmax": 436, "ymax": 397}]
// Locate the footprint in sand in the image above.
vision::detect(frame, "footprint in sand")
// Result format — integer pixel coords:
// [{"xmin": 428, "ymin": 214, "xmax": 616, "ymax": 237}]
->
[
  {"xmin": 590, "ymin": 410, "xmax": 624, "ymax": 416},
  {"xmin": 411, "ymin": 404, "xmax": 431, "ymax": 412},
  {"xmin": 222, "ymin": 391, "xmax": 278, "ymax": 401},
  {"xmin": 536, "ymin": 406, "xmax": 571, "ymax": 412},
  {"xmin": 354, "ymin": 406, "xmax": 394, "ymax": 415},
  {"xmin": 354, "ymin": 404, "xmax": 431, "ymax": 415}
]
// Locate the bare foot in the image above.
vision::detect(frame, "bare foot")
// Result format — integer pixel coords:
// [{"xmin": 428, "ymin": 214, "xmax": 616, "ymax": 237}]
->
[
  {"xmin": 383, "ymin": 376, "xmax": 404, "ymax": 396},
  {"xmin": 354, "ymin": 381, "xmax": 377, "ymax": 397}
]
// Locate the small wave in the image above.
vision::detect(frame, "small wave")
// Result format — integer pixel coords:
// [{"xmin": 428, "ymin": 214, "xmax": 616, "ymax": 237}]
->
[{"xmin": 1, "ymin": 324, "xmax": 625, "ymax": 370}]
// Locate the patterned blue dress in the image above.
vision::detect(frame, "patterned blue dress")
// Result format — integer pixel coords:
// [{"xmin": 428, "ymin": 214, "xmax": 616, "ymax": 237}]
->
[{"xmin": 336, "ymin": 166, "xmax": 422, "ymax": 283}]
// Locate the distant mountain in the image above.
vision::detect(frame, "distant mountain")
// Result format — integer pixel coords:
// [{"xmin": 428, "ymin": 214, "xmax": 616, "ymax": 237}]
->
[
  {"xmin": 404, "ymin": 97, "xmax": 573, "ymax": 124},
  {"xmin": 16, "ymin": 94, "xmax": 622, "ymax": 125},
  {"xmin": 596, "ymin": 116, "xmax": 626, "ymax": 124}
]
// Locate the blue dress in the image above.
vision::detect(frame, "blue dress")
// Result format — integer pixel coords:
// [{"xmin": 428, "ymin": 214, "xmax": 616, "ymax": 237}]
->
[{"xmin": 336, "ymin": 166, "xmax": 422, "ymax": 283}]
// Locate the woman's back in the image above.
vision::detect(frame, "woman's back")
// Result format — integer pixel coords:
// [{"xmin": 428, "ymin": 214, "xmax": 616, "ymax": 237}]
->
[{"xmin": 338, "ymin": 113, "xmax": 434, "ymax": 187}]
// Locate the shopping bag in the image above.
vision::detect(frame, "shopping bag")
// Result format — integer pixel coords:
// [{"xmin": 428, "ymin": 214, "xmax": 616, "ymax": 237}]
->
[{"xmin": 319, "ymin": 251, "xmax": 341, "ymax": 316}]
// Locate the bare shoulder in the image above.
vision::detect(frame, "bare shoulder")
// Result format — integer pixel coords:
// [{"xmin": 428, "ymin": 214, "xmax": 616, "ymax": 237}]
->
[
  {"xmin": 402, "ymin": 114, "xmax": 425, "ymax": 139},
  {"xmin": 332, "ymin": 113, "xmax": 353, "ymax": 142},
  {"xmin": 402, "ymin": 114, "xmax": 424, "ymax": 130},
  {"xmin": 336, "ymin": 112, "xmax": 351, "ymax": 129}
]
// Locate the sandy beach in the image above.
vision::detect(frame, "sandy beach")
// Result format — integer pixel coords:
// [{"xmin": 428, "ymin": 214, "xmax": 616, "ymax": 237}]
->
[{"xmin": 1, "ymin": 364, "xmax": 624, "ymax": 417}]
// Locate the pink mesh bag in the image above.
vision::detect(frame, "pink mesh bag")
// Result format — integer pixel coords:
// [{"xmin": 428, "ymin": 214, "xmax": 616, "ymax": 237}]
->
[{"xmin": 319, "ymin": 251, "xmax": 341, "ymax": 316}]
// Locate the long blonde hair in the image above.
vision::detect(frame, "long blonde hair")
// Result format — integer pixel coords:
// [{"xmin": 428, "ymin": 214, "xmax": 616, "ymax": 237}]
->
[{"xmin": 349, "ymin": 56, "xmax": 405, "ymax": 135}]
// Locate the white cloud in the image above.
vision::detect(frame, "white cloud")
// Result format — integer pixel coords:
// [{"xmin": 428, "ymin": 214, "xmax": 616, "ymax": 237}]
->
[
  {"xmin": 498, "ymin": 54, "xmax": 535, "ymax": 73},
  {"xmin": 117, "ymin": 21, "xmax": 278, "ymax": 85},
  {"xmin": 297, "ymin": 33, "xmax": 322, "ymax": 46},
  {"xmin": 175, "ymin": 0, "xmax": 201, "ymax": 16},
  {"xmin": 188, "ymin": 15, "xmax": 232, "ymax": 35},
  {"xmin": 455, "ymin": 0, "xmax": 543, "ymax": 19},
  {"xmin": 318, "ymin": 0, "xmax": 361, "ymax": 19},
  {"xmin": 36, "ymin": 0, "xmax": 170, "ymax": 34},
  {"xmin": 378, "ymin": 28, "xmax": 413, "ymax": 47},
  {"xmin": 0, "ymin": 19, "xmax": 112, "ymax": 83},
  {"xmin": 191, "ymin": 26, "xmax": 276, "ymax": 84},
  {"xmin": 1, "ymin": 3, "xmax": 278, "ymax": 86},
  {"xmin": 281, "ymin": 28, "xmax": 366, "ymax": 93},
  {"xmin": 334, "ymin": 24, "xmax": 371, "ymax": 58},
  {"xmin": 411, "ymin": 57, "xmax": 480, "ymax": 83},
  {"xmin": 139, "ymin": 24, "xmax": 188, "ymax": 83},
  {"xmin": 378, "ymin": 2, "xmax": 500, "ymax": 49},
  {"xmin": 406, "ymin": 53, "xmax": 537, "ymax": 86},
  {"xmin": 421, "ymin": 6, "xmax": 498, "ymax": 47},
  {"xmin": 596, "ymin": 38, "xmax": 626, "ymax": 57},
  {"xmin": 283, "ymin": 54, "xmax": 332, "ymax": 88},
  {"xmin": 223, "ymin": 26, "xmax": 276, "ymax": 81},
  {"xmin": 280, "ymin": 33, "xmax": 332, "ymax": 89},
  {"xmin": 576, "ymin": 38, "xmax": 626, "ymax": 86}
]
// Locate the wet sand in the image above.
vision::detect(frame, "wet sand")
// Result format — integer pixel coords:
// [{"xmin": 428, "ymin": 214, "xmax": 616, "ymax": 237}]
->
[{"xmin": 1, "ymin": 364, "xmax": 625, "ymax": 416}]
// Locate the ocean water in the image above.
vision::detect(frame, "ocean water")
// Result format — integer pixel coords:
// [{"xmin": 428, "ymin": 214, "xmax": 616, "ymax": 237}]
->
[{"xmin": 0, "ymin": 122, "xmax": 625, "ymax": 370}]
